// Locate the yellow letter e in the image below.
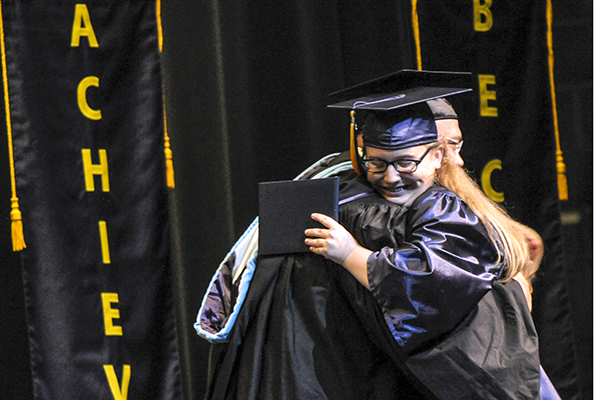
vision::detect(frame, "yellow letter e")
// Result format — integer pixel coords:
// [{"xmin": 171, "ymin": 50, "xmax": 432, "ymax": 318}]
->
[{"xmin": 101, "ymin": 292, "xmax": 123, "ymax": 336}]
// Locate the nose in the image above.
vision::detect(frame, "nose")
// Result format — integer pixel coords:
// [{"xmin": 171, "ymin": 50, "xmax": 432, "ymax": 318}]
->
[
  {"xmin": 454, "ymin": 152, "xmax": 465, "ymax": 167},
  {"xmin": 383, "ymin": 164, "xmax": 402, "ymax": 184}
]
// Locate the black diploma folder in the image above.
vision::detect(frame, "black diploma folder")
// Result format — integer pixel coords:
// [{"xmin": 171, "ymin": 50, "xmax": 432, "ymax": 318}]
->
[{"xmin": 258, "ymin": 177, "xmax": 339, "ymax": 256}]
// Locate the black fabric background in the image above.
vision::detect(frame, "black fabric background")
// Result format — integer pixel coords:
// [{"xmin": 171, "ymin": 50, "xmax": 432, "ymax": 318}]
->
[{"xmin": 160, "ymin": 1, "xmax": 589, "ymax": 399}]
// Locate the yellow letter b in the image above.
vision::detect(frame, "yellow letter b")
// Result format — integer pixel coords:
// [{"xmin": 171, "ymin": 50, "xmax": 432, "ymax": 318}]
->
[{"xmin": 474, "ymin": 0, "xmax": 493, "ymax": 32}]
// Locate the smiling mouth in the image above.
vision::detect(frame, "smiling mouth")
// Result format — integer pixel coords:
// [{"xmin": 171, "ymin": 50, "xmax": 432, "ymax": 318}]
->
[{"xmin": 382, "ymin": 186, "xmax": 406, "ymax": 193}]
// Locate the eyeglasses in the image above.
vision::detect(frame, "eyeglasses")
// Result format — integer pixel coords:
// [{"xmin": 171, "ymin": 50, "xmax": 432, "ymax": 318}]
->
[
  {"xmin": 445, "ymin": 138, "xmax": 464, "ymax": 152},
  {"xmin": 363, "ymin": 146, "xmax": 434, "ymax": 174}
]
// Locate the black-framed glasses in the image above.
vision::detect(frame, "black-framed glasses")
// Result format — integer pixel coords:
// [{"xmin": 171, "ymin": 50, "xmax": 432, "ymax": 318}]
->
[
  {"xmin": 445, "ymin": 138, "xmax": 464, "ymax": 152},
  {"xmin": 363, "ymin": 146, "xmax": 434, "ymax": 174}
]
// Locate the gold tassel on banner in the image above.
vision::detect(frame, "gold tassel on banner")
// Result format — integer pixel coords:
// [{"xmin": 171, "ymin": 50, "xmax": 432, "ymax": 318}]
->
[
  {"xmin": 0, "ymin": 1, "xmax": 26, "ymax": 251},
  {"xmin": 164, "ymin": 119, "xmax": 175, "ymax": 188},
  {"xmin": 156, "ymin": 0, "xmax": 163, "ymax": 53},
  {"xmin": 162, "ymin": 102, "xmax": 175, "ymax": 188},
  {"xmin": 411, "ymin": 0, "xmax": 422, "ymax": 71},
  {"xmin": 546, "ymin": 0, "xmax": 568, "ymax": 200},
  {"xmin": 10, "ymin": 196, "xmax": 25, "ymax": 251},
  {"xmin": 157, "ymin": 0, "xmax": 175, "ymax": 188}
]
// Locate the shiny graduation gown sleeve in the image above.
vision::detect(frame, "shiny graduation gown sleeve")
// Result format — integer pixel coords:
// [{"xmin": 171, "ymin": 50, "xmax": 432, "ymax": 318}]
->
[
  {"xmin": 339, "ymin": 182, "xmax": 504, "ymax": 355},
  {"xmin": 339, "ymin": 180, "xmax": 542, "ymax": 399}
]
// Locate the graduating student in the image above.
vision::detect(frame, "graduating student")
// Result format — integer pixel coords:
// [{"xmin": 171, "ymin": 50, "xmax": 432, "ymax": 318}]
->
[
  {"xmin": 427, "ymin": 97, "xmax": 544, "ymax": 311},
  {"xmin": 196, "ymin": 70, "xmax": 547, "ymax": 399}
]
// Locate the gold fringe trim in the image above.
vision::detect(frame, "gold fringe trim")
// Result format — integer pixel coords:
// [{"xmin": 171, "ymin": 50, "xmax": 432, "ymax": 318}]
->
[
  {"xmin": 546, "ymin": 0, "xmax": 568, "ymax": 200},
  {"xmin": 0, "ymin": 1, "xmax": 25, "ymax": 251},
  {"xmin": 411, "ymin": 0, "xmax": 422, "ymax": 71}
]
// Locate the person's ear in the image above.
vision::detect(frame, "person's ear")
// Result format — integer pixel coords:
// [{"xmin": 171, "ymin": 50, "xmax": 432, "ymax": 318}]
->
[{"xmin": 432, "ymin": 145, "xmax": 444, "ymax": 169}]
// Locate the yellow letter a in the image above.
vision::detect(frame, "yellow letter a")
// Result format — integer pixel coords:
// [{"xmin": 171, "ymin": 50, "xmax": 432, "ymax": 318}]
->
[
  {"xmin": 71, "ymin": 4, "xmax": 99, "ymax": 47},
  {"xmin": 104, "ymin": 365, "xmax": 131, "ymax": 400}
]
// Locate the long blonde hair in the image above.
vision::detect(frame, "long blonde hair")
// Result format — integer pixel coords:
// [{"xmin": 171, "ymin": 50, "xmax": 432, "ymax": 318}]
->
[{"xmin": 435, "ymin": 146, "xmax": 538, "ymax": 287}]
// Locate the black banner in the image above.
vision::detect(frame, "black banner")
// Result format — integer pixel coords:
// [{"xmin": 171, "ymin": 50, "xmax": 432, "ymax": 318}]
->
[
  {"xmin": 1, "ymin": 1, "xmax": 181, "ymax": 399},
  {"xmin": 415, "ymin": 1, "xmax": 580, "ymax": 398}
]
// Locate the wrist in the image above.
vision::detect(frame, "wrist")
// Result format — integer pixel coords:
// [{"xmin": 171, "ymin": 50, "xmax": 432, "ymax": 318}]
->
[
  {"xmin": 341, "ymin": 246, "xmax": 373, "ymax": 288},
  {"xmin": 342, "ymin": 246, "xmax": 371, "ymax": 267}
]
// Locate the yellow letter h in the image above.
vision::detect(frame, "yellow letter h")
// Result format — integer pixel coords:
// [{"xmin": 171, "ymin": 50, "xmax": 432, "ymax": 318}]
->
[{"xmin": 82, "ymin": 149, "xmax": 110, "ymax": 192}]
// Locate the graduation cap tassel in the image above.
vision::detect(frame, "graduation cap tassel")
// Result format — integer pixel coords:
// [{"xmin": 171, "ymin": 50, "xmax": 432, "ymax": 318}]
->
[
  {"xmin": 349, "ymin": 110, "xmax": 361, "ymax": 175},
  {"xmin": 0, "ymin": 2, "xmax": 26, "ymax": 251}
]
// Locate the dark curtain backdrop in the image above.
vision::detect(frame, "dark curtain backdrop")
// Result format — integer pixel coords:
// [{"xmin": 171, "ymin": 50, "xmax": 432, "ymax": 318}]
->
[
  {"xmin": 0, "ymin": 1, "xmax": 591, "ymax": 400},
  {"xmin": 158, "ymin": 1, "xmax": 588, "ymax": 399},
  {"xmin": 159, "ymin": 2, "xmax": 416, "ymax": 397}
]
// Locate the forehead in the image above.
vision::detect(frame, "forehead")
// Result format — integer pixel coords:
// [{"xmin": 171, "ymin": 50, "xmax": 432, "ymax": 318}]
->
[
  {"xmin": 365, "ymin": 145, "xmax": 428, "ymax": 159},
  {"xmin": 435, "ymin": 119, "xmax": 462, "ymax": 141}
]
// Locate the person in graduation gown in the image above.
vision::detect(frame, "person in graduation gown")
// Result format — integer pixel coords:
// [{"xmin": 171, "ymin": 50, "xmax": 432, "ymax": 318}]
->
[
  {"xmin": 426, "ymin": 97, "xmax": 545, "ymax": 311},
  {"xmin": 196, "ymin": 72, "xmax": 548, "ymax": 399},
  {"xmin": 306, "ymin": 103, "xmax": 542, "ymax": 399},
  {"xmin": 426, "ymin": 98, "xmax": 558, "ymax": 399}
]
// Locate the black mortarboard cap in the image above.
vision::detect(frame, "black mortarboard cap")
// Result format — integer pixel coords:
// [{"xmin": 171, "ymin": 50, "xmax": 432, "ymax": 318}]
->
[
  {"xmin": 328, "ymin": 69, "xmax": 471, "ymax": 111},
  {"xmin": 327, "ymin": 69, "xmax": 471, "ymax": 171}
]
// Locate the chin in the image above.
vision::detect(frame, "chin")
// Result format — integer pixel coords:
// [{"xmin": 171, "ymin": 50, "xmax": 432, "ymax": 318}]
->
[
  {"xmin": 381, "ymin": 183, "xmax": 430, "ymax": 206},
  {"xmin": 382, "ymin": 193, "xmax": 410, "ymax": 205}
]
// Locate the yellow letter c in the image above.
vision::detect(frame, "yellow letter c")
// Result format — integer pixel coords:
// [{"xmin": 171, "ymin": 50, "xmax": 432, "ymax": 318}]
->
[
  {"xmin": 78, "ymin": 76, "xmax": 102, "ymax": 120},
  {"xmin": 481, "ymin": 158, "xmax": 504, "ymax": 203}
]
